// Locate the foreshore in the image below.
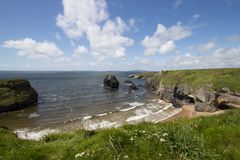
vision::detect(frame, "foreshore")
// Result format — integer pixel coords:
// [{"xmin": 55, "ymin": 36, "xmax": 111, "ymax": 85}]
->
[
  {"xmin": 165, "ymin": 104, "xmax": 226, "ymax": 121},
  {"xmin": 13, "ymin": 101, "xmax": 227, "ymax": 141}
]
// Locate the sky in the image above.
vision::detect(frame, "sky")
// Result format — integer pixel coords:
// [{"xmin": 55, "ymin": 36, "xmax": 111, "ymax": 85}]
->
[{"xmin": 0, "ymin": 0, "xmax": 240, "ymax": 71}]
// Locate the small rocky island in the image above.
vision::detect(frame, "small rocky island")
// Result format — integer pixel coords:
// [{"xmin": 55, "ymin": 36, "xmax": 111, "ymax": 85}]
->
[
  {"xmin": 103, "ymin": 74, "xmax": 119, "ymax": 89},
  {"xmin": 0, "ymin": 79, "xmax": 38, "ymax": 113}
]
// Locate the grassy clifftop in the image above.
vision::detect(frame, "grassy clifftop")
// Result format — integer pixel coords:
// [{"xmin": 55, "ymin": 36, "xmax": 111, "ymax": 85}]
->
[
  {"xmin": 139, "ymin": 68, "xmax": 240, "ymax": 92},
  {"xmin": 1, "ymin": 110, "xmax": 240, "ymax": 159}
]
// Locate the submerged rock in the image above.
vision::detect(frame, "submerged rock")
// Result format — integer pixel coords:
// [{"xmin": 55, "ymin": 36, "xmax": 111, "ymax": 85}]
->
[
  {"xmin": 103, "ymin": 74, "xmax": 119, "ymax": 89},
  {"xmin": 124, "ymin": 79, "xmax": 133, "ymax": 85},
  {"xmin": 0, "ymin": 79, "xmax": 38, "ymax": 113},
  {"xmin": 128, "ymin": 83, "xmax": 139, "ymax": 92}
]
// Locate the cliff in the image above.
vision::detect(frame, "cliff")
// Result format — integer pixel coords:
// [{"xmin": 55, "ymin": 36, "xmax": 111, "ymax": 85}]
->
[
  {"xmin": 133, "ymin": 68, "xmax": 240, "ymax": 112},
  {"xmin": 0, "ymin": 79, "xmax": 38, "ymax": 113}
]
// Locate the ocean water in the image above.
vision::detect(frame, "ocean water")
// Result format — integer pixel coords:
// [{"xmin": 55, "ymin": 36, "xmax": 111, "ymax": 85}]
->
[{"xmin": 0, "ymin": 71, "xmax": 181, "ymax": 134}]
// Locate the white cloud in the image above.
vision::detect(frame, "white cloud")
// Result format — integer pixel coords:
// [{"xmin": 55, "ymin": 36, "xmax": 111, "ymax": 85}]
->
[
  {"xmin": 2, "ymin": 38, "xmax": 64, "ymax": 60},
  {"xmin": 57, "ymin": 0, "xmax": 134, "ymax": 60},
  {"xmin": 174, "ymin": 0, "xmax": 182, "ymax": 9},
  {"xmin": 171, "ymin": 47, "xmax": 240, "ymax": 69},
  {"xmin": 57, "ymin": 0, "xmax": 108, "ymax": 39},
  {"xmin": 226, "ymin": 34, "xmax": 240, "ymax": 43},
  {"xmin": 141, "ymin": 23, "xmax": 192, "ymax": 56},
  {"xmin": 172, "ymin": 53, "xmax": 199, "ymax": 67},
  {"xmin": 197, "ymin": 42, "xmax": 217, "ymax": 52},
  {"xmin": 159, "ymin": 41, "xmax": 176, "ymax": 54},
  {"xmin": 192, "ymin": 14, "xmax": 200, "ymax": 20},
  {"xmin": 73, "ymin": 45, "xmax": 88, "ymax": 58}
]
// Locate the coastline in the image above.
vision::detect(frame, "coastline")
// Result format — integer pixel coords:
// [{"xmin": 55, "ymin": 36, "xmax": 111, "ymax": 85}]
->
[{"xmin": 14, "ymin": 101, "xmax": 228, "ymax": 141}]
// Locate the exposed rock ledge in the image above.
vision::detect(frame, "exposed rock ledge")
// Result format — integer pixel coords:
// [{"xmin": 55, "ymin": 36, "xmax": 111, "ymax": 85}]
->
[
  {"xmin": 130, "ymin": 69, "xmax": 240, "ymax": 112},
  {"xmin": 0, "ymin": 79, "xmax": 38, "ymax": 113}
]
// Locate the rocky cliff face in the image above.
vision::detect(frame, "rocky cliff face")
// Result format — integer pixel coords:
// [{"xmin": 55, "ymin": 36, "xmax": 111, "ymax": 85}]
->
[
  {"xmin": 0, "ymin": 79, "xmax": 38, "ymax": 113},
  {"xmin": 133, "ymin": 69, "xmax": 240, "ymax": 112}
]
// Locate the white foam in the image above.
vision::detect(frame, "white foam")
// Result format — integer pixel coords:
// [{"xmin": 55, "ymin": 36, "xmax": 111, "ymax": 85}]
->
[
  {"xmin": 96, "ymin": 112, "xmax": 108, "ymax": 117},
  {"xmin": 163, "ymin": 104, "xmax": 171, "ymax": 110},
  {"xmin": 153, "ymin": 109, "xmax": 164, "ymax": 114},
  {"xmin": 119, "ymin": 106, "xmax": 136, "ymax": 112},
  {"xmin": 82, "ymin": 116, "xmax": 92, "ymax": 120},
  {"xmin": 154, "ymin": 108, "xmax": 182, "ymax": 123},
  {"xmin": 126, "ymin": 114, "xmax": 148, "ymax": 122},
  {"xmin": 14, "ymin": 129, "xmax": 59, "ymax": 140},
  {"xmin": 28, "ymin": 112, "xmax": 40, "ymax": 118},
  {"xmin": 124, "ymin": 83, "xmax": 132, "ymax": 86},
  {"xmin": 127, "ymin": 102, "xmax": 145, "ymax": 107},
  {"xmin": 126, "ymin": 107, "xmax": 153, "ymax": 122},
  {"xmin": 83, "ymin": 120, "xmax": 118, "ymax": 130}
]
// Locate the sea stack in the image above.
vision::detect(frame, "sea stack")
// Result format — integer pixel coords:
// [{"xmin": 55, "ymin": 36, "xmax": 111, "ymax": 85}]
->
[
  {"xmin": 0, "ymin": 79, "xmax": 38, "ymax": 113},
  {"xmin": 103, "ymin": 74, "xmax": 119, "ymax": 89}
]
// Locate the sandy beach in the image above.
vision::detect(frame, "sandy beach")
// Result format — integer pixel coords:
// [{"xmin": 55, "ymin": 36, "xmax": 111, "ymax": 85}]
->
[{"xmin": 165, "ymin": 104, "xmax": 226, "ymax": 121}]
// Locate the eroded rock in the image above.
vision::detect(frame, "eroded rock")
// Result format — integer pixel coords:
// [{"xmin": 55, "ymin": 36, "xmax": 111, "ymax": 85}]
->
[
  {"xmin": 0, "ymin": 79, "xmax": 38, "ymax": 113},
  {"xmin": 103, "ymin": 74, "xmax": 119, "ymax": 89}
]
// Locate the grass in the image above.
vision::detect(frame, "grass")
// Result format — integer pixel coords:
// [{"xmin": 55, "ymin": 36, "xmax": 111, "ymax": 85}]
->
[
  {"xmin": 137, "ymin": 68, "xmax": 240, "ymax": 92},
  {"xmin": 1, "ymin": 109, "xmax": 240, "ymax": 159}
]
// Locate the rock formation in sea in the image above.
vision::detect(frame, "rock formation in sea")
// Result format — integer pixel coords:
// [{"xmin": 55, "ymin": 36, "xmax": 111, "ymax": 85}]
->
[
  {"xmin": 103, "ymin": 74, "xmax": 119, "ymax": 89},
  {"xmin": 123, "ymin": 79, "xmax": 139, "ymax": 92},
  {"xmin": 0, "ymin": 79, "xmax": 38, "ymax": 113}
]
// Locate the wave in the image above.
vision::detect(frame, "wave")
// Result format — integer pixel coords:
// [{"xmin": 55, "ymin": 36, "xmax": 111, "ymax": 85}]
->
[
  {"xmin": 119, "ymin": 106, "xmax": 136, "ymax": 112},
  {"xmin": 28, "ymin": 112, "xmax": 40, "ymax": 118},
  {"xmin": 96, "ymin": 112, "xmax": 109, "ymax": 117},
  {"xmin": 82, "ymin": 120, "xmax": 118, "ymax": 130},
  {"xmin": 127, "ymin": 101, "xmax": 145, "ymax": 107},
  {"xmin": 82, "ymin": 115, "xmax": 92, "ymax": 120},
  {"xmin": 14, "ymin": 129, "xmax": 59, "ymax": 140},
  {"xmin": 126, "ymin": 114, "xmax": 148, "ymax": 122}
]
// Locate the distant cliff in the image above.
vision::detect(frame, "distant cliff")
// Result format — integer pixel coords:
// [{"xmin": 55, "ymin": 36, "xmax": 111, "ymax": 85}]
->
[
  {"xmin": 0, "ymin": 79, "xmax": 38, "ymax": 113},
  {"xmin": 132, "ymin": 68, "xmax": 240, "ymax": 112}
]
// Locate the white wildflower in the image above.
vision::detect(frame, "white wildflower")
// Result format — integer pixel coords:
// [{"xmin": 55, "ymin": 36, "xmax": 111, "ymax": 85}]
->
[
  {"xmin": 124, "ymin": 155, "xmax": 129, "ymax": 159},
  {"xmin": 75, "ymin": 152, "xmax": 85, "ymax": 158},
  {"xmin": 160, "ymin": 138, "xmax": 165, "ymax": 142},
  {"xmin": 163, "ymin": 132, "xmax": 168, "ymax": 137}
]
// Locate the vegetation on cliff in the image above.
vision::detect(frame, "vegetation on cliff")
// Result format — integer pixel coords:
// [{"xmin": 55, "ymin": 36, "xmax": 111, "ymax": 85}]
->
[
  {"xmin": 0, "ymin": 109, "xmax": 240, "ymax": 159},
  {"xmin": 136, "ymin": 68, "xmax": 240, "ymax": 112},
  {"xmin": 138, "ymin": 68, "xmax": 240, "ymax": 92},
  {"xmin": 0, "ymin": 79, "xmax": 38, "ymax": 112}
]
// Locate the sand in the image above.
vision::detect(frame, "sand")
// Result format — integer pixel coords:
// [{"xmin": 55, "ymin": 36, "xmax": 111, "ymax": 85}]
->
[{"xmin": 165, "ymin": 104, "xmax": 226, "ymax": 121}]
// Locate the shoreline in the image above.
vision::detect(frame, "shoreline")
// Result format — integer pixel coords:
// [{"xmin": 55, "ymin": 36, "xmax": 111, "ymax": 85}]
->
[{"xmin": 13, "ymin": 101, "xmax": 227, "ymax": 140}]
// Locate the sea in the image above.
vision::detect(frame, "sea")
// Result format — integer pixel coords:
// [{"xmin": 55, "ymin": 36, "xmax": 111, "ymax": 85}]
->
[{"xmin": 0, "ymin": 71, "xmax": 181, "ymax": 140}]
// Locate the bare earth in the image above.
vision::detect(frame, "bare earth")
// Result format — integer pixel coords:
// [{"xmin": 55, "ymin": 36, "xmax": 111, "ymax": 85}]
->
[{"xmin": 165, "ymin": 104, "xmax": 226, "ymax": 121}]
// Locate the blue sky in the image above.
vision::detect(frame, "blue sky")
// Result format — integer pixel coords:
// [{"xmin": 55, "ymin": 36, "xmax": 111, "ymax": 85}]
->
[{"xmin": 0, "ymin": 0, "xmax": 240, "ymax": 71}]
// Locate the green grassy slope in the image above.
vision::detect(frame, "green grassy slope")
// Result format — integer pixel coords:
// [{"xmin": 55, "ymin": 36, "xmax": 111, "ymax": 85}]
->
[
  {"xmin": 139, "ymin": 68, "xmax": 240, "ymax": 92},
  {"xmin": 1, "ymin": 110, "xmax": 240, "ymax": 160}
]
